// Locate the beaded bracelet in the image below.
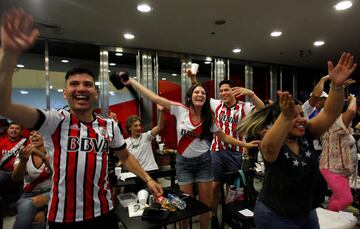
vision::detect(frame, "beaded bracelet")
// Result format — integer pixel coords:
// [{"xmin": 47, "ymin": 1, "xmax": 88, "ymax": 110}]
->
[{"xmin": 329, "ymin": 83, "xmax": 344, "ymax": 91}]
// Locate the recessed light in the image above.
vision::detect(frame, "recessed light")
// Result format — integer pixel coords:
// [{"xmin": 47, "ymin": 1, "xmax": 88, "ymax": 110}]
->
[
  {"xmin": 115, "ymin": 52, "xmax": 123, "ymax": 56},
  {"xmin": 270, "ymin": 31, "xmax": 282, "ymax": 37},
  {"xmin": 206, "ymin": 57, "xmax": 212, "ymax": 61},
  {"xmin": 95, "ymin": 81, "xmax": 100, "ymax": 86},
  {"xmin": 335, "ymin": 1, "xmax": 352, "ymax": 10},
  {"xmin": 20, "ymin": 90, "xmax": 28, "ymax": 94},
  {"xmin": 109, "ymin": 63, "xmax": 116, "ymax": 66},
  {"xmin": 172, "ymin": 74, "xmax": 177, "ymax": 76},
  {"xmin": 161, "ymin": 78, "xmax": 167, "ymax": 80},
  {"xmin": 57, "ymin": 89, "xmax": 63, "ymax": 92},
  {"xmin": 108, "ymin": 70, "xmax": 111, "ymax": 73},
  {"xmin": 124, "ymin": 33, "xmax": 135, "ymax": 40},
  {"xmin": 204, "ymin": 61, "xmax": 211, "ymax": 64},
  {"xmin": 314, "ymin": 41, "xmax": 325, "ymax": 46},
  {"xmin": 61, "ymin": 59, "xmax": 69, "ymax": 63},
  {"xmin": 137, "ymin": 4, "xmax": 152, "ymax": 13},
  {"xmin": 232, "ymin": 48, "xmax": 241, "ymax": 53},
  {"xmin": 16, "ymin": 64, "xmax": 25, "ymax": 68}
]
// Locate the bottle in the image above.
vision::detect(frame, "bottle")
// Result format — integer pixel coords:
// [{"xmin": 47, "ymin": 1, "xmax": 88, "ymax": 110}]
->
[
  {"xmin": 167, "ymin": 193, "xmax": 186, "ymax": 210},
  {"xmin": 155, "ymin": 196, "xmax": 176, "ymax": 211}
]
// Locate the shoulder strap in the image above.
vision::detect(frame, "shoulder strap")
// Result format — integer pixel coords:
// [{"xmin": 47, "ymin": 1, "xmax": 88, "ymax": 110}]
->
[{"xmin": 239, "ymin": 169, "xmax": 247, "ymax": 186}]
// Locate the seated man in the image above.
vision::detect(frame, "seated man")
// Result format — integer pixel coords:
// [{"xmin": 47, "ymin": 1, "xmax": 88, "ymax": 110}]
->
[
  {"xmin": 125, "ymin": 105, "xmax": 164, "ymax": 172},
  {"xmin": 12, "ymin": 131, "xmax": 52, "ymax": 229}
]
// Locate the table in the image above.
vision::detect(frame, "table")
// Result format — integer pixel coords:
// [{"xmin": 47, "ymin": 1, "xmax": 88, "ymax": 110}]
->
[
  {"xmin": 115, "ymin": 193, "xmax": 211, "ymax": 229},
  {"xmin": 116, "ymin": 167, "xmax": 176, "ymax": 187}
]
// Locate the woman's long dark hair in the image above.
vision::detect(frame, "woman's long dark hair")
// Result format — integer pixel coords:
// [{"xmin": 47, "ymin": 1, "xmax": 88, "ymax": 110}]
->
[{"xmin": 185, "ymin": 84, "xmax": 212, "ymax": 140}]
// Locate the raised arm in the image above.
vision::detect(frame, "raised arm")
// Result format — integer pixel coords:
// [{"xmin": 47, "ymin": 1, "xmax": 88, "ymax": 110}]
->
[
  {"xmin": 308, "ymin": 75, "xmax": 330, "ymax": 107},
  {"xmin": 261, "ymin": 92, "xmax": 296, "ymax": 162},
  {"xmin": 308, "ymin": 53, "xmax": 357, "ymax": 137},
  {"xmin": 150, "ymin": 105, "xmax": 164, "ymax": 136},
  {"xmin": 115, "ymin": 148, "xmax": 163, "ymax": 196},
  {"xmin": 232, "ymin": 87, "xmax": 265, "ymax": 111},
  {"xmin": 0, "ymin": 8, "xmax": 40, "ymax": 129},
  {"xmin": 342, "ymin": 94, "xmax": 357, "ymax": 128},
  {"xmin": 122, "ymin": 77, "xmax": 172, "ymax": 110},
  {"xmin": 187, "ymin": 70, "xmax": 198, "ymax": 86}
]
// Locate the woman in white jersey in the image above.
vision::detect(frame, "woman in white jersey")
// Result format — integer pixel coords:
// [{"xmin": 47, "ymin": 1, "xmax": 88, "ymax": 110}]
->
[
  {"xmin": 120, "ymin": 76, "xmax": 259, "ymax": 229},
  {"xmin": 12, "ymin": 131, "xmax": 52, "ymax": 229}
]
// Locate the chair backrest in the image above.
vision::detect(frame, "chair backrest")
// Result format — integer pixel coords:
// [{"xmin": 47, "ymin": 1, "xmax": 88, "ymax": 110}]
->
[{"xmin": 220, "ymin": 170, "xmax": 257, "ymax": 205}]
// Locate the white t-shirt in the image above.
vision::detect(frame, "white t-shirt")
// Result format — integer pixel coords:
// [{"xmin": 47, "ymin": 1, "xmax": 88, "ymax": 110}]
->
[
  {"xmin": 14, "ymin": 153, "xmax": 52, "ymax": 193},
  {"xmin": 125, "ymin": 131, "xmax": 159, "ymax": 171},
  {"xmin": 170, "ymin": 102, "xmax": 219, "ymax": 158}
]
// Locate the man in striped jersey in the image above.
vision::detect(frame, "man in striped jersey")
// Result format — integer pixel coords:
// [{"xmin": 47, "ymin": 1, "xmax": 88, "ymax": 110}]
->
[
  {"xmin": 188, "ymin": 72, "xmax": 264, "ymax": 227},
  {"xmin": 0, "ymin": 8, "xmax": 163, "ymax": 228}
]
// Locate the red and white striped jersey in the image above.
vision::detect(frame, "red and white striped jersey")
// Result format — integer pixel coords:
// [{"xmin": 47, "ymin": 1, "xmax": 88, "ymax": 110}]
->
[
  {"xmin": 0, "ymin": 136, "xmax": 27, "ymax": 171},
  {"xmin": 210, "ymin": 99, "xmax": 253, "ymax": 152},
  {"xmin": 14, "ymin": 153, "xmax": 52, "ymax": 193},
  {"xmin": 170, "ymin": 102, "xmax": 219, "ymax": 158},
  {"xmin": 35, "ymin": 109, "xmax": 125, "ymax": 223}
]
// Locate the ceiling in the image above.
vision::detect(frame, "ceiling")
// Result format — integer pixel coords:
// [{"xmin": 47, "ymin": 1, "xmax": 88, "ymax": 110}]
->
[{"xmin": 1, "ymin": 0, "xmax": 360, "ymax": 71}]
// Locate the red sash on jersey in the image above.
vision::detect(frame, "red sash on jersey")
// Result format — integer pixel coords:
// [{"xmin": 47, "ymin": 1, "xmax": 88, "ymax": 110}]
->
[{"xmin": 0, "ymin": 138, "xmax": 27, "ymax": 171}]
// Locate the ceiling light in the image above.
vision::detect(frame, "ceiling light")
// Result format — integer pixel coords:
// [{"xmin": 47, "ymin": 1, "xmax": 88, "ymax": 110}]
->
[
  {"xmin": 50, "ymin": 85, "xmax": 54, "ymax": 89},
  {"xmin": 57, "ymin": 89, "xmax": 63, "ymax": 92},
  {"xmin": 20, "ymin": 90, "xmax": 28, "ymax": 94},
  {"xmin": 172, "ymin": 74, "xmax": 177, "ymax": 76},
  {"xmin": 61, "ymin": 59, "xmax": 69, "ymax": 63},
  {"xmin": 115, "ymin": 52, "xmax": 123, "ymax": 56},
  {"xmin": 161, "ymin": 78, "xmax": 167, "ymax": 80},
  {"xmin": 137, "ymin": 4, "xmax": 152, "ymax": 13},
  {"xmin": 16, "ymin": 64, "xmax": 25, "ymax": 68},
  {"xmin": 270, "ymin": 31, "xmax": 282, "ymax": 37},
  {"xmin": 109, "ymin": 91, "xmax": 115, "ymax": 95},
  {"xmin": 204, "ymin": 61, "xmax": 211, "ymax": 64},
  {"xmin": 232, "ymin": 48, "xmax": 241, "ymax": 53},
  {"xmin": 109, "ymin": 63, "xmax": 116, "ymax": 66},
  {"xmin": 314, "ymin": 41, "xmax": 325, "ymax": 46},
  {"xmin": 124, "ymin": 33, "xmax": 135, "ymax": 40},
  {"xmin": 335, "ymin": 1, "xmax": 352, "ymax": 10},
  {"xmin": 205, "ymin": 57, "xmax": 212, "ymax": 61},
  {"xmin": 95, "ymin": 81, "xmax": 100, "ymax": 86}
]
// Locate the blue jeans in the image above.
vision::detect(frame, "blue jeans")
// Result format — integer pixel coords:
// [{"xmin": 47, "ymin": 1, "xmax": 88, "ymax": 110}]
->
[
  {"xmin": 13, "ymin": 191, "xmax": 50, "ymax": 229},
  {"xmin": 254, "ymin": 200, "xmax": 320, "ymax": 229}
]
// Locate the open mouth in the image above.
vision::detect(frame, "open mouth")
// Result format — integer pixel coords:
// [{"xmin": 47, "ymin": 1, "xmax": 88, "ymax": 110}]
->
[{"xmin": 74, "ymin": 95, "xmax": 90, "ymax": 101}]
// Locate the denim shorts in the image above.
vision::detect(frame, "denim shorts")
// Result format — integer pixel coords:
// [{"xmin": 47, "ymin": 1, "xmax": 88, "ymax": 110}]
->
[
  {"xmin": 176, "ymin": 151, "xmax": 213, "ymax": 185},
  {"xmin": 211, "ymin": 149, "xmax": 243, "ymax": 181}
]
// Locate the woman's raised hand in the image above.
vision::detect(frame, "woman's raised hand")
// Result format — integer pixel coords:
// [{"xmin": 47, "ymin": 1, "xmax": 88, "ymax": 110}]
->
[{"xmin": 328, "ymin": 53, "xmax": 357, "ymax": 86}]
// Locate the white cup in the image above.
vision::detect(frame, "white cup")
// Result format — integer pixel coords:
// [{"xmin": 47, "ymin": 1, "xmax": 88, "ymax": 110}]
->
[
  {"xmin": 115, "ymin": 167, "xmax": 122, "ymax": 179},
  {"xmin": 137, "ymin": 189, "xmax": 149, "ymax": 205},
  {"xmin": 190, "ymin": 63, "xmax": 199, "ymax": 75},
  {"xmin": 158, "ymin": 143, "xmax": 165, "ymax": 151}
]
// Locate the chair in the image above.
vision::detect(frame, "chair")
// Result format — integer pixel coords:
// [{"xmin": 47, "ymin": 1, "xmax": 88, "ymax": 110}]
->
[{"xmin": 220, "ymin": 171, "xmax": 256, "ymax": 229}]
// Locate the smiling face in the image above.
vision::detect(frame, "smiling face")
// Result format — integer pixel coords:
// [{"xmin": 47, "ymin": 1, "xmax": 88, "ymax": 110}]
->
[
  {"xmin": 29, "ymin": 131, "xmax": 44, "ymax": 148},
  {"xmin": 191, "ymin": 86, "xmax": 207, "ymax": 108},
  {"xmin": 7, "ymin": 124, "xmax": 22, "ymax": 141},
  {"xmin": 63, "ymin": 73, "xmax": 98, "ymax": 113},
  {"xmin": 288, "ymin": 104, "xmax": 307, "ymax": 137},
  {"xmin": 219, "ymin": 83, "xmax": 235, "ymax": 105},
  {"xmin": 129, "ymin": 120, "xmax": 142, "ymax": 138}
]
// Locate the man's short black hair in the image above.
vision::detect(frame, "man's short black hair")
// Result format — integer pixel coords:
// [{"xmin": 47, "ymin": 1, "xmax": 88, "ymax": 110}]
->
[
  {"xmin": 65, "ymin": 67, "xmax": 95, "ymax": 81},
  {"xmin": 219, "ymin": 79, "xmax": 235, "ymax": 88}
]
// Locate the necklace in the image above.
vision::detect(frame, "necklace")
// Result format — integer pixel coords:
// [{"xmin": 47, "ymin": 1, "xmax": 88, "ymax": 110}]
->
[{"xmin": 130, "ymin": 135, "xmax": 142, "ymax": 149}]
